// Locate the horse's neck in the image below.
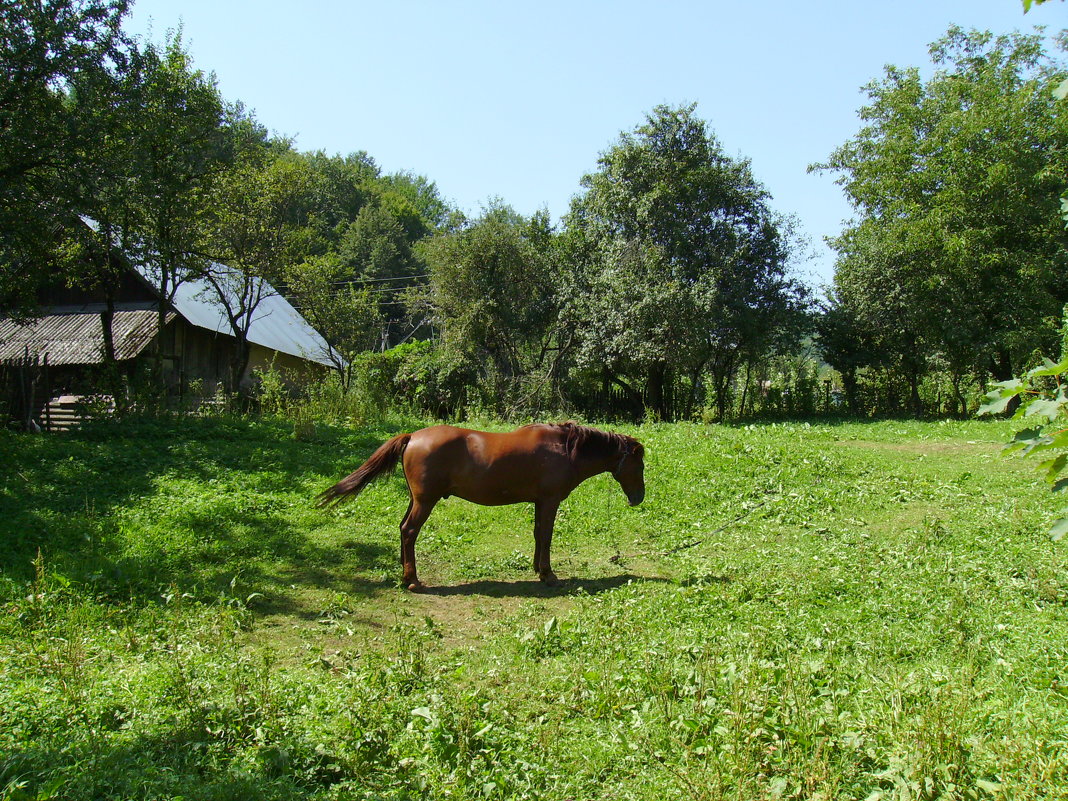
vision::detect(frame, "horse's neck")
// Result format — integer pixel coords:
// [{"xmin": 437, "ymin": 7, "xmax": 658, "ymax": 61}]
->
[{"xmin": 573, "ymin": 452, "xmax": 616, "ymax": 481}]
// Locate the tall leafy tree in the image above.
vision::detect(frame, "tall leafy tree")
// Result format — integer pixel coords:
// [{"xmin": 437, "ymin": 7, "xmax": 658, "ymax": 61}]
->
[
  {"xmin": 338, "ymin": 203, "xmax": 424, "ymax": 347},
  {"xmin": 0, "ymin": 0, "xmax": 130, "ymax": 311},
  {"xmin": 568, "ymin": 104, "xmax": 806, "ymax": 420},
  {"xmin": 206, "ymin": 152, "xmax": 321, "ymax": 389},
  {"xmin": 827, "ymin": 218, "xmax": 935, "ymax": 415},
  {"xmin": 814, "ymin": 293, "xmax": 876, "ymax": 415},
  {"xmin": 815, "ymin": 27, "xmax": 1068, "ymax": 391},
  {"xmin": 421, "ymin": 203, "xmax": 562, "ymax": 412},
  {"xmin": 116, "ymin": 34, "xmax": 233, "ymax": 369},
  {"xmin": 375, "ymin": 170, "xmax": 449, "ymax": 242}
]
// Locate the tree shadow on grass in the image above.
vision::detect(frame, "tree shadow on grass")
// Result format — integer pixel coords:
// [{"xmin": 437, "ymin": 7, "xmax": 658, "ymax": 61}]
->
[
  {"xmin": 423, "ymin": 572, "xmax": 673, "ymax": 598},
  {"xmin": 0, "ymin": 416, "xmax": 406, "ymax": 593}
]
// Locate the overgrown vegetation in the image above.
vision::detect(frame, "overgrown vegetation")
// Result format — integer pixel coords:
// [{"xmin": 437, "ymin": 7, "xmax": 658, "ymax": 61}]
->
[
  {"xmin": 1, "ymin": 415, "xmax": 1065, "ymax": 800},
  {"xmin": 980, "ymin": 354, "xmax": 1068, "ymax": 539}
]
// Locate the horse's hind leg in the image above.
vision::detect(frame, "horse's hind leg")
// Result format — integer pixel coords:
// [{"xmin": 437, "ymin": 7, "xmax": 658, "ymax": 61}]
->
[
  {"xmin": 399, "ymin": 498, "xmax": 413, "ymax": 566},
  {"xmin": 400, "ymin": 496, "xmax": 437, "ymax": 592}
]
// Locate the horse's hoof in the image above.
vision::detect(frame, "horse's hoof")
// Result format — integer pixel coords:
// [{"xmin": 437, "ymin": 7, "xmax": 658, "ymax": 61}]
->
[
  {"xmin": 539, "ymin": 573, "xmax": 559, "ymax": 586},
  {"xmin": 407, "ymin": 581, "xmax": 425, "ymax": 592}
]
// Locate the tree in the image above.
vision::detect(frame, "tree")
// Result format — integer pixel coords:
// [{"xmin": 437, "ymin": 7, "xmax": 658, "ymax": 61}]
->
[
  {"xmin": 338, "ymin": 203, "xmax": 424, "ymax": 347},
  {"xmin": 286, "ymin": 255, "xmax": 382, "ymax": 388},
  {"xmin": 115, "ymin": 34, "xmax": 234, "ymax": 378},
  {"xmin": 421, "ymin": 203, "xmax": 562, "ymax": 413},
  {"xmin": 206, "ymin": 152, "xmax": 321, "ymax": 389},
  {"xmin": 375, "ymin": 170, "xmax": 449, "ymax": 241},
  {"xmin": 284, "ymin": 153, "xmax": 443, "ymax": 349},
  {"xmin": 567, "ymin": 104, "xmax": 807, "ymax": 420},
  {"xmin": 826, "ymin": 218, "xmax": 937, "ymax": 415},
  {"xmin": 814, "ymin": 27, "xmax": 1068, "ymax": 396},
  {"xmin": 0, "ymin": 0, "xmax": 130, "ymax": 311}
]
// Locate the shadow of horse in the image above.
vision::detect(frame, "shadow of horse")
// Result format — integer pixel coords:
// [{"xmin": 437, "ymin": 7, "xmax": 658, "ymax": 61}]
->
[{"xmin": 422, "ymin": 572, "xmax": 672, "ymax": 598}]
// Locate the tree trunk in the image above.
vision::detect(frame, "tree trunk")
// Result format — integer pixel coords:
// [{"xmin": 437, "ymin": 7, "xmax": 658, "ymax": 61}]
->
[
  {"xmin": 709, "ymin": 351, "xmax": 737, "ymax": 422},
  {"xmin": 100, "ymin": 297, "xmax": 116, "ymax": 364},
  {"xmin": 950, "ymin": 373, "xmax": 966, "ymax": 418},
  {"xmin": 684, "ymin": 358, "xmax": 709, "ymax": 420},
  {"xmin": 842, "ymin": 368, "xmax": 859, "ymax": 416},
  {"xmin": 990, "ymin": 349, "xmax": 1020, "ymax": 414},
  {"xmin": 991, "ymin": 349, "xmax": 1014, "ymax": 383},
  {"xmin": 646, "ymin": 362, "xmax": 670, "ymax": 421},
  {"xmin": 908, "ymin": 370, "xmax": 923, "ymax": 418},
  {"xmin": 230, "ymin": 337, "xmax": 252, "ymax": 393},
  {"xmin": 738, "ymin": 360, "xmax": 752, "ymax": 418}
]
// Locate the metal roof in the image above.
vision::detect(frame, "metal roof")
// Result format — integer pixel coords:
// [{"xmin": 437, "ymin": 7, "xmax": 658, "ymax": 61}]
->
[
  {"xmin": 0, "ymin": 308, "xmax": 174, "ymax": 365},
  {"xmin": 75, "ymin": 217, "xmax": 337, "ymax": 368},
  {"xmin": 3, "ymin": 218, "xmax": 338, "ymax": 368},
  {"xmin": 163, "ymin": 267, "xmax": 336, "ymax": 367}
]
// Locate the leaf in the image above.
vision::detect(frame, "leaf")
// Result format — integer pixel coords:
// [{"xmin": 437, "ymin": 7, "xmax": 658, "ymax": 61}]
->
[
  {"xmin": 979, "ymin": 380, "xmax": 1027, "ymax": 416},
  {"xmin": 1055, "ymin": 78, "xmax": 1068, "ymax": 101},
  {"xmin": 1023, "ymin": 398, "xmax": 1065, "ymax": 423},
  {"xmin": 1050, "ymin": 516, "xmax": 1068, "ymax": 542},
  {"xmin": 1026, "ymin": 357, "xmax": 1068, "ymax": 378},
  {"xmin": 992, "ymin": 379, "xmax": 1025, "ymax": 393},
  {"xmin": 1039, "ymin": 453, "xmax": 1068, "ymax": 483},
  {"xmin": 1004, "ymin": 427, "xmax": 1044, "ymax": 454},
  {"xmin": 976, "ymin": 777, "xmax": 1003, "ymax": 793},
  {"xmin": 978, "ymin": 394, "xmax": 1016, "ymax": 416},
  {"xmin": 1012, "ymin": 426, "xmax": 1045, "ymax": 442}
]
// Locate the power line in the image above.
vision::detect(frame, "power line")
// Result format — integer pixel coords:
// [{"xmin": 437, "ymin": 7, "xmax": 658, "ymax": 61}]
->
[
  {"xmin": 328, "ymin": 273, "xmax": 429, "ymax": 286},
  {"xmin": 288, "ymin": 283, "xmax": 424, "ymax": 299}
]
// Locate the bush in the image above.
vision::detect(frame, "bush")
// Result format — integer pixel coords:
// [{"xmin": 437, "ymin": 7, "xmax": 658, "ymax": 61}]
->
[{"xmin": 393, "ymin": 342, "xmax": 475, "ymax": 419}]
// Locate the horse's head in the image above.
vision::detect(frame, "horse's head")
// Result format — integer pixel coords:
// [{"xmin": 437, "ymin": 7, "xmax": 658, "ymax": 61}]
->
[{"xmin": 613, "ymin": 439, "xmax": 645, "ymax": 506}]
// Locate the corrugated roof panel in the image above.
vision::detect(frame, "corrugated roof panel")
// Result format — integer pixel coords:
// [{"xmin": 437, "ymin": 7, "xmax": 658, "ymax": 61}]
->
[
  {"xmin": 0, "ymin": 309, "xmax": 171, "ymax": 365},
  {"xmin": 150, "ymin": 267, "xmax": 336, "ymax": 368}
]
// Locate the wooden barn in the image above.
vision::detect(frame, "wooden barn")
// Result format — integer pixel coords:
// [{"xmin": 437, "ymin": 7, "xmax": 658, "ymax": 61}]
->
[{"xmin": 0, "ymin": 262, "xmax": 336, "ymax": 429}]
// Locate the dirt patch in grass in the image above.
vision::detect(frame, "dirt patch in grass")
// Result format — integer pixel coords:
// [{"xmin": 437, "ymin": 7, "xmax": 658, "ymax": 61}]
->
[
  {"xmin": 248, "ymin": 563, "xmax": 672, "ymax": 661},
  {"xmin": 838, "ymin": 439, "xmax": 1000, "ymax": 455}
]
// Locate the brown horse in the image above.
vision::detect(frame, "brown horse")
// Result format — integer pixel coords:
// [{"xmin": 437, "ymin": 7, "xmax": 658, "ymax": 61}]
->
[{"xmin": 318, "ymin": 422, "xmax": 645, "ymax": 590}]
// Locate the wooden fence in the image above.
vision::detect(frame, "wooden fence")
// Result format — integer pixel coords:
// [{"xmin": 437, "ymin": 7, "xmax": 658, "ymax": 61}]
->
[{"xmin": 0, "ymin": 348, "xmax": 53, "ymax": 431}]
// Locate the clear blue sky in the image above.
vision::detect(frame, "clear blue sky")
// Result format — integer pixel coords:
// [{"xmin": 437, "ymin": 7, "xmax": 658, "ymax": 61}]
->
[{"xmin": 122, "ymin": 0, "xmax": 1063, "ymax": 289}]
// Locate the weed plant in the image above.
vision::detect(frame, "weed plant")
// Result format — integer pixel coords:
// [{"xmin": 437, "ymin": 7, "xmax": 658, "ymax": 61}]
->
[{"xmin": 0, "ymin": 416, "xmax": 1065, "ymax": 800}]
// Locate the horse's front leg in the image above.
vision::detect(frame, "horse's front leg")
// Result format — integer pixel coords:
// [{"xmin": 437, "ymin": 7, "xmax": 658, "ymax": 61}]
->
[{"xmin": 533, "ymin": 499, "xmax": 561, "ymax": 585}]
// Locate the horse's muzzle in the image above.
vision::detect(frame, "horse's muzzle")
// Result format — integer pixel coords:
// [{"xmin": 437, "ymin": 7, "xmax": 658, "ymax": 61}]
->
[{"xmin": 627, "ymin": 491, "xmax": 645, "ymax": 507}]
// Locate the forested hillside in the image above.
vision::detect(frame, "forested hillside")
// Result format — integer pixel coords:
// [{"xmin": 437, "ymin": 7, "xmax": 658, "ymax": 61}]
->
[{"xmin": 2, "ymin": 2, "xmax": 1067, "ymax": 421}]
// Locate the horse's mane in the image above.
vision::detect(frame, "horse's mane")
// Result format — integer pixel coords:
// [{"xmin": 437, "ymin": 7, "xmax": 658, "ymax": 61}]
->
[{"xmin": 539, "ymin": 421, "xmax": 643, "ymax": 462}]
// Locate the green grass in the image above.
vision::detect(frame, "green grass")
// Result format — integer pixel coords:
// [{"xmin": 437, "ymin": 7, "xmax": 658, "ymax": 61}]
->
[{"xmin": 1, "ymin": 416, "xmax": 1066, "ymax": 800}]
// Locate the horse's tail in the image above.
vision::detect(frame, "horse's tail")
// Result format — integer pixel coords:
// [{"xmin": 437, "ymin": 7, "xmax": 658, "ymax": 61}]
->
[{"xmin": 317, "ymin": 433, "xmax": 411, "ymax": 508}]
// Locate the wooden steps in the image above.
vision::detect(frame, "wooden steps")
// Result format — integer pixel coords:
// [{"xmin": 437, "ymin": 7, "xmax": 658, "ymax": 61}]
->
[{"xmin": 40, "ymin": 395, "xmax": 114, "ymax": 431}]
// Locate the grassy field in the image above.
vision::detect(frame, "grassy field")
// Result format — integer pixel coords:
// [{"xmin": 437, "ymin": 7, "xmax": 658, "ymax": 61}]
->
[{"xmin": 1, "ymin": 416, "xmax": 1066, "ymax": 800}]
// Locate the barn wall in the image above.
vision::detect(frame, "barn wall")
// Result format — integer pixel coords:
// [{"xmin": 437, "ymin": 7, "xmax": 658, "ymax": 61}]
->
[
  {"xmin": 171, "ymin": 319, "xmax": 232, "ymax": 392},
  {"xmin": 167, "ymin": 322, "xmax": 328, "ymax": 392},
  {"xmin": 247, "ymin": 343, "xmax": 329, "ymax": 387}
]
